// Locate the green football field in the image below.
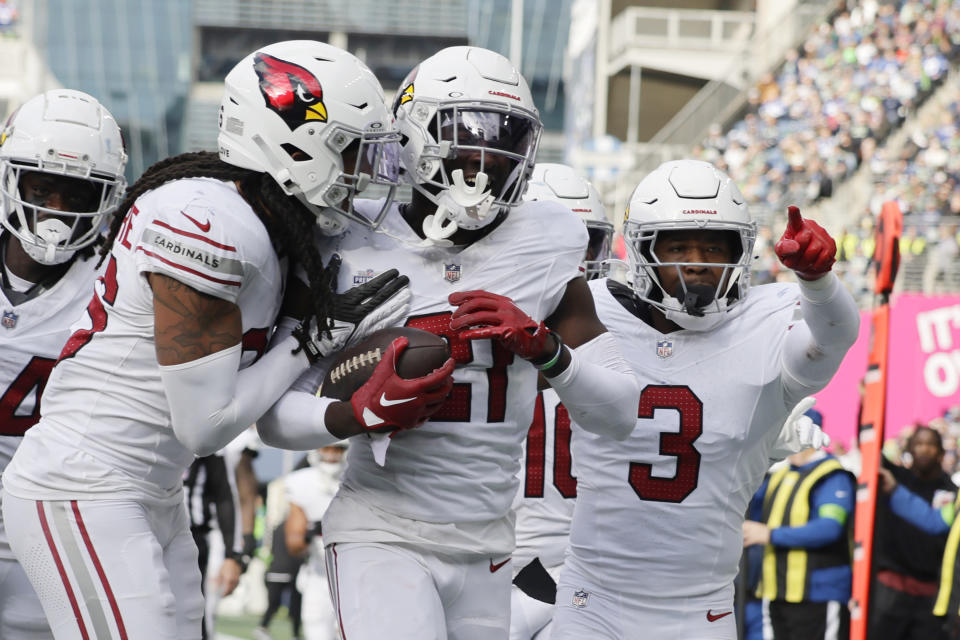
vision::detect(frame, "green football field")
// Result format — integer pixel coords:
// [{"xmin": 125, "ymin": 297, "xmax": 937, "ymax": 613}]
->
[{"xmin": 215, "ymin": 611, "xmax": 298, "ymax": 640}]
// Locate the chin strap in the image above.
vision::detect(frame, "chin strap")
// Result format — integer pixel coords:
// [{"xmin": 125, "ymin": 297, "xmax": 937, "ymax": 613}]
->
[
  {"xmin": 675, "ymin": 283, "xmax": 716, "ymax": 317},
  {"xmin": 421, "ymin": 169, "xmax": 496, "ymax": 244}
]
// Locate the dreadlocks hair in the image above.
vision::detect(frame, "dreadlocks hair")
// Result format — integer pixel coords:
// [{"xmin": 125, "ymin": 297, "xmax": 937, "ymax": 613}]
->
[{"xmin": 100, "ymin": 151, "xmax": 336, "ymax": 333}]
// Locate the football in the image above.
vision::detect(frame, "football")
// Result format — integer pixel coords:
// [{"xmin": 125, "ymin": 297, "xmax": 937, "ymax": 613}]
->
[{"xmin": 319, "ymin": 327, "xmax": 451, "ymax": 400}]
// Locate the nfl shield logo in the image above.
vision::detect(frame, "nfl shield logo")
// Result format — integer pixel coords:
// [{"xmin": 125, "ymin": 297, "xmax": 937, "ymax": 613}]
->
[
  {"xmin": 1, "ymin": 310, "xmax": 17, "ymax": 329},
  {"xmin": 572, "ymin": 589, "xmax": 589, "ymax": 608},
  {"xmin": 656, "ymin": 339, "xmax": 673, "ymax": 359},
  {"xmin": 443, "ymin": 263, "xmax": 461, "ymax": 283},
  {"xmin": 353, "ymin": 269, "xmax": 375, "ymax": 284}
]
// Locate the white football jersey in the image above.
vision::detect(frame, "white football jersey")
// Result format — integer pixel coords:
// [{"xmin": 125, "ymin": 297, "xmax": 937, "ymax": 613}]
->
[
  {"xmin": 0, "ymin": 246, "xmax": 99, "ymax": 559},
  {"xmin": 316, "ymin": 199, "xmax": 585, "ymax": 554},
  {"xmin": 513, "ymin": 388, "xmax": 577, "ymax": 573},
  {"xmin": 4, "ymin": 178, "xmax": 283, "ymax": 505},
  {"xmin": 564, "ymin": 278, "xmax": 801, "ymax": 603}
]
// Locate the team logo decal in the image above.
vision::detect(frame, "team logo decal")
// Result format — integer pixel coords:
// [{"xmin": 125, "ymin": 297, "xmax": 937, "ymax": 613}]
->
[
  {"xmin": 399, "ymin": 83, "xmax": 414, "ymax": 105},
  {"xmin": 353, "ymin": 268, "xmax": 376, "ymax": 285},
  {"xmin": 253, "ymin": 52, "xmax": 327, "ymax": 131},
  {"xmin": 443, "ymin": 263, "xmax": 461, "ymax": 283},
  {"xmin": 656, "ymin": 339, "xmax": 673, "ymax": 359},
  {"xmin": 2, "ymin": 310, "xmax": 17, "ymax": 329},
  {"xmin": 572, "ymin": 589, "xmax": 589, "ymax": 608}
]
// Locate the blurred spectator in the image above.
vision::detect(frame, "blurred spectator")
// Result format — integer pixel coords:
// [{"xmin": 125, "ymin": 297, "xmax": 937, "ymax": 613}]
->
[
  {"xmin": 696, "ymin": 0, "xmax": 957, "ymax": 221},
  {"xmin": 743, "ymin": 436, "xmax": 855, "ymax": 640},
  {"xmin": 877, "ymin": 460, "xmax": 960, "ymax": 637},
  {"xmin": 871, "ymin": 426, "xmax": 957, "ymax": 639},
  {"xmin": 0, "ymin": 1, "xmax": 18, "ymax": 38}
]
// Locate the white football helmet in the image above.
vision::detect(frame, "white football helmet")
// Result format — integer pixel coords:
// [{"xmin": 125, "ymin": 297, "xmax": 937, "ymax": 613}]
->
[
  {"xmin": 623, "ymin": 159, "xmax": 756, "ymax": 331},
  {"xmin": 0, "ymin": 89, "xmax": 127, "ymax": 265},
  {"xmin": 218, "ymin": 40, "xmax": 401, "ymax": 236},
  {"xmin": 393, "ymin": 46, "xmax": 542, "ymax": 244},
  {"xmin": 524, "ymin": 163, "xmax": 613, "ymax": 279}
]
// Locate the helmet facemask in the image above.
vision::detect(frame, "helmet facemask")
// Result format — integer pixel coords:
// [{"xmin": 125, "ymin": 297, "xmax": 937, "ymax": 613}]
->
[
  {"xmin": 403, "ymin": 101, "xmax": 541, "ymax": 245},
  {"xmin": 584, "ymin": 220, "xmax": 614, "ymax": 279},
  {"xmin": 0, "ymin": 89, "xmax": 127, "ymax": 266},
  {"xmin": 624, "ymin": 221, "xmax": 756, "ymax": 331},
  {"xmin": 1, "ymin": 160, "xmax": 124, "ymax": 265},
  {"xmin": 290, "ymin": 124, "xmax": 401, "ymax": 234}
]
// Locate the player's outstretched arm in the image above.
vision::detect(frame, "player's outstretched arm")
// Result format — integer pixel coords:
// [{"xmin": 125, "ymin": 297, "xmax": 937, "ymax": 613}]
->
[
  {"xmin": 450, "ymin": 278, "xmax": 640, "ymax": 440},
  {"xmin": 775, "ymin": 206, "xmax": 860, "ymax": 406}
]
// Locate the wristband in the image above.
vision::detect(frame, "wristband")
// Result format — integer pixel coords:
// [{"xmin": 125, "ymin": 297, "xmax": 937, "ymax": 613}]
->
[
  {"xmin": 225, "ymin": 550, "xmax": 250, "ymax": 573},
  {"xmin": 532, "ymin": 334, "xmax": 564, "ymax": 371}
]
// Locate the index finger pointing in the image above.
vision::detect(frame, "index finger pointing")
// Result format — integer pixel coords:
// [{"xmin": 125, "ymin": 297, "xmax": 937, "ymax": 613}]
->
[{"xmin": 787, "ymin": 205, "xmax": 804, "ymax": 233}]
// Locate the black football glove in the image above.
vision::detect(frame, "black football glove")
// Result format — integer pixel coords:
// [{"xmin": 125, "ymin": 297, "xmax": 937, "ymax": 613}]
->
[{"xmin": 293, "ymin": 256, "xmax": 411, "ymax": 364}]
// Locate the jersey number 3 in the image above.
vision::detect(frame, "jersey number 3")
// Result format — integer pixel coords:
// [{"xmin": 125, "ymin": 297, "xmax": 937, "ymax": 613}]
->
[{"xmin": 629, "ymin": 385, "xmax": 703, "ymax": 503}]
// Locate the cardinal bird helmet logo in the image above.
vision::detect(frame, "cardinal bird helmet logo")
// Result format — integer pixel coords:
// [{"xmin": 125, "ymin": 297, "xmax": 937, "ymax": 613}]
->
[{"xmin": 253, "ymin": 52, "xmax": 328, "ymax": 131}]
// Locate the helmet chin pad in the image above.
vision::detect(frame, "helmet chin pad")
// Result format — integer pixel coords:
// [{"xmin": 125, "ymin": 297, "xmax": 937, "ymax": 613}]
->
[{"xmin": 674, "ymin": 283, "xmax": 716, "ymax": 318}]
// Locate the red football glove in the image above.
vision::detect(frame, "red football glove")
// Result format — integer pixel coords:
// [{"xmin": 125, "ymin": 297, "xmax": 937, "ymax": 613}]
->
[
  {"xmin": 350, "ymin": 337, "xmax": 455, "ymax": 431},
  {"xmin": 448, "ymin": 290, "xmax": 552, "ymax": 360},
  {"xmin": 775, "ymin": 206, "xmax": 837, "ymax": 281}
]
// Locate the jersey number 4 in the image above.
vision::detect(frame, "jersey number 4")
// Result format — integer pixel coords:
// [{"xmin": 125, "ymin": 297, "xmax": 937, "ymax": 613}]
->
[
  {"xmin": 0, "ymin": 356, "xmax": 57, "ymax": 436},
  {"xmin": 629, "ymin": 385, "xmax": 703, "ymax": 503}
]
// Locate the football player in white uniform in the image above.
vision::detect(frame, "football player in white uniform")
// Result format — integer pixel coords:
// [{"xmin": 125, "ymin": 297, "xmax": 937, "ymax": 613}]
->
[
  {"xmin": 551, "ymin": 159, "xmax": 860, "ymax": 640},
  {"xmin": 284, "ymin": 443, "xmax": 347, "ymax": 640},
  {"xmin": 257, "ymin": 47, "xmax": 640, "ymax": 640},
  {"xmin": 509, "ymin": 163, "xmax": 611, "ymax": 640},
  {"xmin": 0, "ymin": 89, "xmax": 127, "ymax": 640},
  {"xmin": 2, "ymin": 41, "xmax": 414, "ymax": 640}
]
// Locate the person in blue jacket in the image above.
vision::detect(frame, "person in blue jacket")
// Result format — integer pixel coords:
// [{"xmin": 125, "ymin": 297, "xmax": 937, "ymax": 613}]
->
[{"xmin": 743, "ymin": 409, "xmax": 856, "ymax": 640}]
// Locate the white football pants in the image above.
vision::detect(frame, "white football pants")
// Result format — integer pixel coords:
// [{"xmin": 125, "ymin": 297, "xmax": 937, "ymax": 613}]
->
[
  {"xmin": 298, "ymin": 566, "xmax": 338, "ymax": 640},
  {"xmin": 2, "ymin": 492, "xmax": 203, "ymax": 640},
  {"xmin": 0, "ymin": 555, "xmax": 53, "ymax": 638},
  {"xmin": 552, "ymin": 567, "xmax": 737, "ymax": 640},
  {"xmin": 509, "ymin": 583, "xmax": 554, "ymax": 640},
  {"xmin": 326, "ymin": 541, "xmax": 512, "ymax": 640}
]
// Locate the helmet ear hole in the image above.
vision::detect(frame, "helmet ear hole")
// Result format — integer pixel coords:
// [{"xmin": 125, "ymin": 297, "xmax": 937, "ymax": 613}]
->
[{"xmin": 280, "ymin": 144, "xmax": 312, "ymax": 162}]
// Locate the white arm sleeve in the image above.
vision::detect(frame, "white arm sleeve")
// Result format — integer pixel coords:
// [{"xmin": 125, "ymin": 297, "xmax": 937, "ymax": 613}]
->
[
  {"xmin": 160, "ymin": 335, "xmax": 310, "ymax": 456},
  {"xmin": 781, "ymin": 273, "xmax": 860, "ymax": 406},
  {"xmin": 548, "ymin": 332, "xmax": 641, "ymax": 441},
  {"xmin": 256, "ymin": 317, "xmax": 344, "ymax": 450}
]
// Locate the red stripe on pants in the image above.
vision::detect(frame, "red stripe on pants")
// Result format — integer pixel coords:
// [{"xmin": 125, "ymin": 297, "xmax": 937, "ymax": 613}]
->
[{"xmin": 37, "ymin": 501, "xmax": 90, "ymax": 640}]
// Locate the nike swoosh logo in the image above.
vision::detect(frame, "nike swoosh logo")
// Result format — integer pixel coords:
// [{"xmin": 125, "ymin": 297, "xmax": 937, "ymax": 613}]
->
[
  {"xmin": 181, "ymin": 210, "xmax": 211, "ymax": 232},
  {"xmin": 489, "ymin": 558, "xmax": 510, "ymax": 573},
  {"xmin": 706, "ymin": 610, "xmax": 732, "ymax": 622},
  {"xmin": 379, "ymin": 393, "xmax": 416, "ymax": 407}
]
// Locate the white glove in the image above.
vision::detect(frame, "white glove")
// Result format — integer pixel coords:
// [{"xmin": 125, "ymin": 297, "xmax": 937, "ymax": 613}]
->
[
  {"xmin": 769, "ymin": 397, "xmax": 831, "ymax": 461},
  {"xmin": 292, "ymin": 264, "xmax": 411, "ymax": 363}
]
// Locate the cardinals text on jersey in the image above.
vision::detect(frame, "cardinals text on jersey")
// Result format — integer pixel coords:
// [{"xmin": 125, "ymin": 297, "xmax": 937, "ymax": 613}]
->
[{"xmin": 4, "ymin": 178, "xmax": 283, "ymax": 505}]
